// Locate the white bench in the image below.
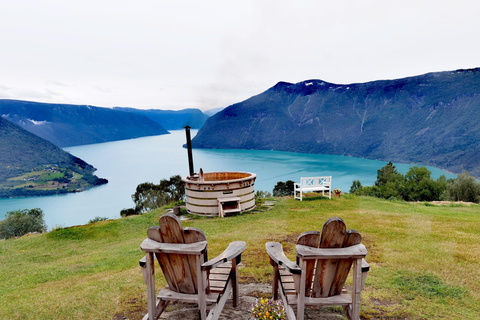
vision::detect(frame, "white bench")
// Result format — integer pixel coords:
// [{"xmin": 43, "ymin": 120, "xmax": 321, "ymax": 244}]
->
[{"xmin": 294, "ymin": 176, "xmax": 332, "ymax": 201}]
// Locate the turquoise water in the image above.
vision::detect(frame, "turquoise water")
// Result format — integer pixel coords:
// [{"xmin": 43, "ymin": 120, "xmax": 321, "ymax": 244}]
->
[{"xmin": 0, "ymin": 130, "xmax": 455, "ymax": 229}]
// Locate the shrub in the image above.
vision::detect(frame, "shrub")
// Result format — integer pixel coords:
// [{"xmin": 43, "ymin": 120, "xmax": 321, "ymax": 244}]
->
[
  {"xmin": 445, "ymin": 171, "xmax": 480, "ymax": 203},
  {"xmin": 88, "ymin": 216, "xmax": 109, "ymax": 224},
  {"xmin": 0, "ymin": 208, "xmax": 47, "ymax": 239},
  {"xmin": 255, "ymin": 190, "xmax": 272, "ymax": 199},
  {"xmin": 355, "ymin": 163, "xmax": 449, "ymax": 202},
  {"xmin": 120, "ymin": 208, "xmax": 139, "ymax": 217},
  {"xmin": 349, "ymin": 180, "xmax": 362, "ymax": 193},
  {"xmin": 272, "ymin": 180, "xmax": 295, "ymax": 197},
  {"xmin": 132, "ymin": 175, "xmax": 185, "ymax": 213}
]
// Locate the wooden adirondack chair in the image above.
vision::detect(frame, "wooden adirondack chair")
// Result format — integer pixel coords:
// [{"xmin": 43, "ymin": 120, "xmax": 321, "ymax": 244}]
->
[
  {"xmin": 265, "ymin": 217, "xmax": 369, "ymax": 320},
  {"xmin": 139, "ymin": 213, "xmax": 246, "ymax": 320}
]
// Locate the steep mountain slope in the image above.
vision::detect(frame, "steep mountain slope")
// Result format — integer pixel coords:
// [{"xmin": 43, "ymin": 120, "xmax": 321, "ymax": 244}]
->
[
  {"xmin": 192, "ymin": 68, "xmax": 480, "ymax": 177},
  {"xmin": 113, "ymin": 107, "xmax": 209, "ymax": 130},
  {"xmin": 0, "ymin": 100, "xmax": 169, "ymax": 147},
  {"xmin": 0, "ymin": 117, "xmax": 107, "ymax": 197}
]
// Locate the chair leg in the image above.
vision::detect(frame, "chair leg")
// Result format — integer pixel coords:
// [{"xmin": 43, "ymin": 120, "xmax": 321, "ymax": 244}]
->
[
  {"xmin": 272, "ymin": 264, "xmax": 279, "ymax": 300},
  {"xmin": 145, "ymin": 252, "xmax": 157, "ymax": 320},
  {"xmin": 351, "ymin": 258, "xmax": 363, "ymax": 320},
  {"xmin": 198, "ymin": 267, "xmax": 207, "ymax": 320},
  {"xmin": 232, "ymin": 257, "xmax": 239, "ymax": 307},
  {"xmin": 343, "ymin": 305, "xmax": 352, "ymax": 320}
]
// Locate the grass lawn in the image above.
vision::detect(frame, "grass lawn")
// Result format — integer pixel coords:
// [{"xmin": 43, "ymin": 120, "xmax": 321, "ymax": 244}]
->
[{"xmin": 0, "ymin": 195, "xmax": 479, "ymax": 319}]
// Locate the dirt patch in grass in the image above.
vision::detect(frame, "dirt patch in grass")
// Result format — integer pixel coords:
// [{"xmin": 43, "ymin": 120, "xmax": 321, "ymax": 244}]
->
[
  {"xmin": 137, "ymin": 283, "xmax": 353, "ymax": 320},
  {"xmin": 426, "ymin": 201, "xmax": 477, "ymax": 206}
]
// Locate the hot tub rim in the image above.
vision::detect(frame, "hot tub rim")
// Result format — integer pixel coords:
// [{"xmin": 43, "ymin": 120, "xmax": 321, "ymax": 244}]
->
[{"xmin": 182, "ymin": 171, "xmax": 257, "ymax": 185}]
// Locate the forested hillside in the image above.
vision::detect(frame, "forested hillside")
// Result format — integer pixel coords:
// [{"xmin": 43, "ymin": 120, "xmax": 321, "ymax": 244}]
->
[
  {"xmin": 192, "ymin": 68, "xmax": 480, "ymax": 177},
  {"xmin": 0, "ymin": 117, "xmax": 107, "ymax": 197},
  {"xmin": 0, "ymin": 100, "xmax": 169, "ymax": 147}
]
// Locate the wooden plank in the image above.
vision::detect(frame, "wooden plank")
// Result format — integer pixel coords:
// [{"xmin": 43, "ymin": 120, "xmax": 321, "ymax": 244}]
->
[
  {"xmin": 296, "ymin": 231, "xmax": 320, "ymax": 297},
  {"xmin": 157, "ymin": 289, "xmax": 219, "ymax": 304},
  {"xmin": 265, "ymin": 242, "xmax": 301, "ymax": 274},
  {"xmin": 312, "ymin": 217, "xmax": 346, "ymax": 298},
  {"xmin": 209, "ymin": 273, "xmax": 229, "ymax": 281},
  {"xmin": 183, "ymin": 227, "xmax": 208, "ymax": 292},
  {"xmin": 147, "ymin": 226, "xmax": 162, "ymax": 242},
  {"xmin": 159, "ymin": 214, "xmax": 196, "ymax": 294},
  {"xmin": 206, "ymin": 279, "xmax": 232, "ymax": 320},
  {"xmin": 231, "ymin": 257, "xmax": 239, "ymax": 307},
  {"xmin": 296, "ymin": 244, "xmax": 367, "ymax": 260},
  {"xmin": 145, "ymin": 252, "xmax": 157, "ymax": 320},
  {"xmin": 286, "ymin": 293, "xmax": 352, "ymax": 306},
  {"xmin": 201, "ymin": 241, "xmax": 246, "ymax": 270},
  {"xmin": 329, "ymin": 229, "xmax": 362, "ymax": 296},
  {"xmin": 351, "ymin": 258, "xmax": 363, "ymax": 320},
  {"xmin": 140, "ymin": 238, "xmax": 207, "ymax": 254}
]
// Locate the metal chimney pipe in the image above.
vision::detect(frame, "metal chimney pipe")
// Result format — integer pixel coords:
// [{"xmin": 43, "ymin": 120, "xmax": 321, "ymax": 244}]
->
[{"xmin": 185, "ymin": 126, "xmax": 195, "ymax": 177}]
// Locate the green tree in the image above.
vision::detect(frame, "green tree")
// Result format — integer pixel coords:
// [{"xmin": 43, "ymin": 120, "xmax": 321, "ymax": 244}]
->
[
  {"xmin": 0, "ymin": 208, "xmax": 47, "ymax": 239},
  {"xmin": 349, "ymin": 180, "xmax": 362, "ymax": 193},
  {"xmin": 446, "ymin": 171, "xmax": 480, "ymax": 203},
  {"xmin": 273, "ymin": 180, "xmax": 295, "ymax": 197},
  {"xmin": 358, "ymin": 163, "xmax": 447, "ymax": 202},
  {"xmin": 375, "ymin": 161, "xmax": 399, "ymax": 187},
  {"xmin": 131, "ymin": 175, "xmax": 185, "ymax": 213},
  {"xmin": 404, "ymin": 166, "xmax": 446, "ymax": 201}
]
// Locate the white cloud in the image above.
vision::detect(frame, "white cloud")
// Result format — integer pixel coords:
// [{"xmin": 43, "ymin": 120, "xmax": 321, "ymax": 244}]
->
[{"xmin": 0, "ymin": 0, "xmax": 479, "ymax": 110}]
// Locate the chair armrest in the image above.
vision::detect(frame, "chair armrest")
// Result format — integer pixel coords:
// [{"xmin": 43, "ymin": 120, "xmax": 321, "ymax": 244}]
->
[
  {"xmin": 296, "ymin": 243, "xmax": 367, "ymax": 260},
  {"xmin": 140, "ymin": 238, "xmax": 208, "ymax": 255},
  {"xmin": 265, "ymin": 242, "xmax": 301, "ymax": 274},
  {"xmin": 201, "ymin": 241, "xmax": 246, "ymax": 271}
]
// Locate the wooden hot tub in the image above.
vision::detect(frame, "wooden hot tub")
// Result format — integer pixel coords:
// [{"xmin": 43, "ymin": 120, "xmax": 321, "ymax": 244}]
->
[{"xmin": 182, "ymin": 171, "xmax": 256, "ymax": 216}]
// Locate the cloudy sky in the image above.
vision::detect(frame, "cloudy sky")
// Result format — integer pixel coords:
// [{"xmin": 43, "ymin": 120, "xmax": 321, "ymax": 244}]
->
[{"xmin": 1, "ymin": 1, "xmax": 479, "ymax": 111}]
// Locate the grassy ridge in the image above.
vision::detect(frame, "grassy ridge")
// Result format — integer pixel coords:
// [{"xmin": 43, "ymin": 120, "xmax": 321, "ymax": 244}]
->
[{"xmin": 0, "ymin": 196, "xmax": 479, "ymax": 319}]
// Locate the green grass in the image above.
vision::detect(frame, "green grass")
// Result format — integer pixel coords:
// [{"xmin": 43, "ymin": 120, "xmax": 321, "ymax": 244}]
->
[{"xmin": 0, "ymin": 195, "xmax": 479, "ymax": 319}]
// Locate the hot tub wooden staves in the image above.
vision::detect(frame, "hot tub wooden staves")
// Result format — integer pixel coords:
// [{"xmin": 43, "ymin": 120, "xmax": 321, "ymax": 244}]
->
[{"xmin": 182, "ymin": 171, "xmax": 256, "ymax": 216}]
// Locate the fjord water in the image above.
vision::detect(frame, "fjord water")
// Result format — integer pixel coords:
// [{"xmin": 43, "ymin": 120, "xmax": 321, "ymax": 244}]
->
[{"xmin": 0, "ymin": 130, "xmax": 455, "ymax": 229}]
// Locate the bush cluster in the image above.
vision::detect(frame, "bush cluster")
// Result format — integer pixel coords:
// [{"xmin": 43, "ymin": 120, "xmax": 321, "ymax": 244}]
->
[
  {"xmin": 272, "ymin": 180, "xmax": 295, "ymax": 197},
  {"xmin": 352, "ymin": 162, "xmax": 480, "ymax": 203},
  {"xmin": 121, "ymin": 174, "xmax": 185, "ymax": 216},
  {"xmin": 0, "ymin": 208, "xmax": 47, "ymax": 239}
]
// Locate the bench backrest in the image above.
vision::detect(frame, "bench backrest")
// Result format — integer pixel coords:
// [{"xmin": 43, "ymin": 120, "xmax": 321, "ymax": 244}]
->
[{"xmin": 300, "ymin": 176, "xmax": 331, "ymax": 187}]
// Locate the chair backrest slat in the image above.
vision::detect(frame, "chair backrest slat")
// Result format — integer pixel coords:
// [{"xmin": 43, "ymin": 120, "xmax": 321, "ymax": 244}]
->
[
  {"xmin": 183, "ymin": 227, "xmax": 208, "ymax": 292},
  {"xmin": 329, "ymin": 229, "xmax": 362, "ymax": 295},
  {"xmin": 296, "ymin": 231, "xmax": 320, "ymax": 296},
  {"xmin": 311, "ymin": 217, "xmax": 347, "ymax": 298}
]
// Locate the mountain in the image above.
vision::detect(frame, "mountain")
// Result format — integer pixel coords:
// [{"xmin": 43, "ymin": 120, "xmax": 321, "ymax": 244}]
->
[
  {"xmin": 113, "ymin": 107, "xmax": 209, "ymax": 130},
  {"xmin": 0, "ymin": 100, "xmax": 169, "ymax": 147},
  {"xmin": 204, "ymin": 107, "xmax": 225, "ymax": 117},
  {"xmin": 191, "ymin": 68, "xmax": 480, "ymax": 178},
  {"xmin": 0, "ymin": 117, "xmax": 107, "ymax": 197}
]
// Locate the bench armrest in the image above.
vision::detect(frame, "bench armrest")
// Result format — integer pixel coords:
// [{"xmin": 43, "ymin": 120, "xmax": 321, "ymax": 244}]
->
[
  {"xmin": 265, "ymin": 242, "xmax": 301, "ymax": 274},
  {"xmin": 202, "ymin": 241, "xmax": 246, "ymax": 270}
]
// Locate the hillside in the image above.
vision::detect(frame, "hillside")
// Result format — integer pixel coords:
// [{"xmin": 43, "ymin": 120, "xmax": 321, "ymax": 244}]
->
[
  {"xmin": 0, "ymin": 100, "xmax": 169, "ymax": 147},
  {"xmin": 192, "ymin": 68, "xmax": 480, "ymax": 177},
  {"xmin": 0, "ymin": 117, "xmax": 107, "ymax": 197},
  {"xmin": 113, "ymin": 107, "xmax": 209, "ymax": 130}
]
